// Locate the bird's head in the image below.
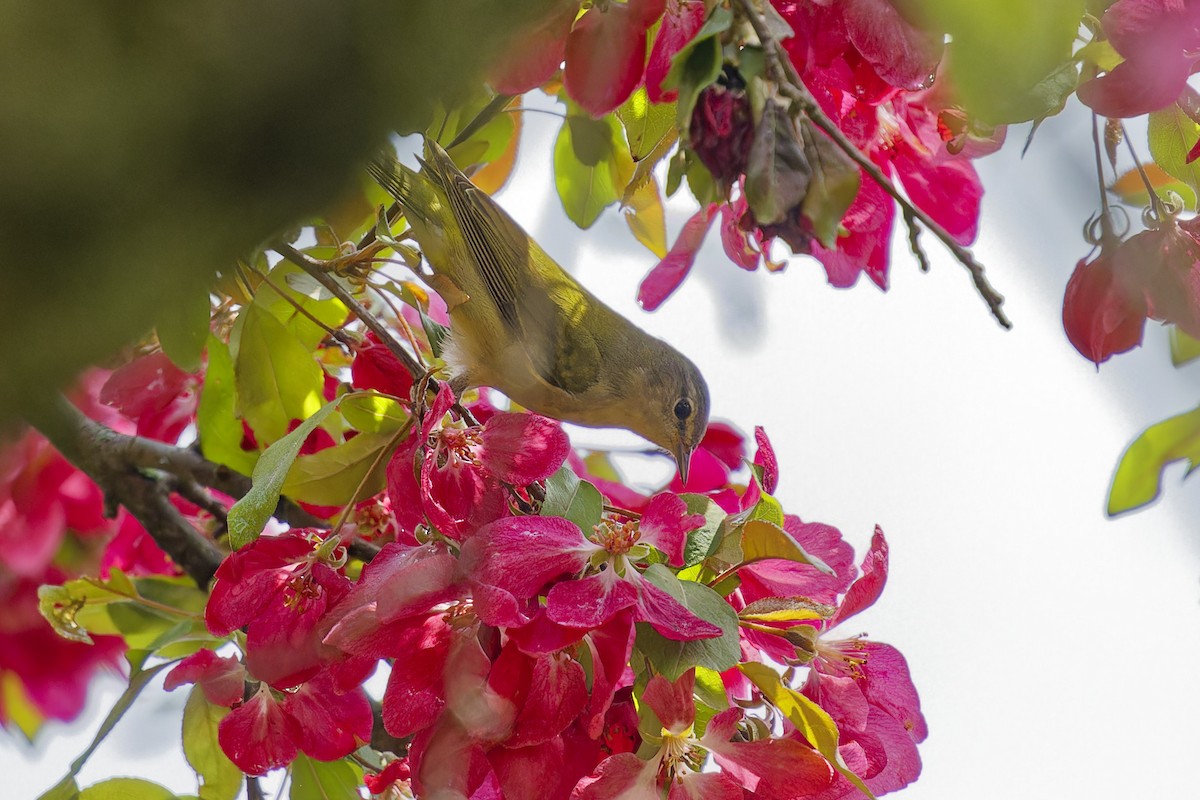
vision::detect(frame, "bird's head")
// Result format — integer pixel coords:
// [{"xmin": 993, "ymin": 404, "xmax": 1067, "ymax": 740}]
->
[{"xmin": 633, "ymin": 342, "xmax": 710, "ymax": 483}]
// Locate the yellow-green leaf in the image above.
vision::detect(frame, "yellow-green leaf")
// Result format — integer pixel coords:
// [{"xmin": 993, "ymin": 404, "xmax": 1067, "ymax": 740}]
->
[
  {"xmin": 254, "ymin": 261, "xmax": 348, "ymax": 352},
  {"xmin": 339, "ymin": 392, "xmax": 410, "ymax": 434},
  {"xmin": 739, "ymin": 597, "xmax": 832, "ymax": 623},
  {"xmin": 289, "ymin": 754, "xmax": 362, "ymax": 800},
  {"xmin": 1148, "ymin": 106, "xmax": 1200, "ymax": 197},
  {"xmin": 196, "ymin": 335, "xmax": 259, "ymax": 477},
  {"xmin": 741, "ymin": 520, "xmax": 832, "ymax": 574},
  {"xmin": 282, "ymin": 430, "xmax": 398, "ymax": 506},
  {"xmin": 78, "ymin": 779, "xmax": 175, "ymax": 800},
  {"xmin": 1108, "ymin": 405, "xmax": 1200, "ymax": 516},
  {"xmin": 227, "ymin": 395, "xmax": 342, "ymax": 548},
  {"xmin": 234, "ymin": 303, "xmax": 325, "ymax": 444},
  {"xmin": 1169, "ymin": 327, "xmax": 1200, "ymax": 366},
  {"xmin": 740, "ymin": 662, "xmax": 875, "ymax": 799},
  {"xmin": 183, "ymin": 687, "xmax": 241, "ymax": 800},
  {"xmin": 617, "ymin": 88, "xmax": 677, "ymax": 161},
  {"xmin": 554, "ymin": 107, "xmax": 634, "ymax": 229},
  {"xmin": 623, "ymin": 176, "xmax": 668, "ymax": 258}
]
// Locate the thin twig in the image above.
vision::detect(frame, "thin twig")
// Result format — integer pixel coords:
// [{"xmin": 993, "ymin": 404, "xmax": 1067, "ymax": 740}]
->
[
  {"xmin": 272, "ymin": 240, "xmax": 478, "ymax": 426},
  {"xmin": 903, "ymin": 208, "xmax": 931, "ymax": 273},
  {"xmin": 735, "ymin": 0, "xmax": 1011, "ymax": 329}
]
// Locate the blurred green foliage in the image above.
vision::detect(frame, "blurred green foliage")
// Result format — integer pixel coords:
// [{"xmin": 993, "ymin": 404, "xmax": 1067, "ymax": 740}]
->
[{"xmin": 0, "ymin": 0, "xmax": 554, "ymax": 424}]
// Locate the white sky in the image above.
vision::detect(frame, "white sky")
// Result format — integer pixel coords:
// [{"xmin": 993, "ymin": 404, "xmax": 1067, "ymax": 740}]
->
[{"xmin": 8, "ymin": 93, "xmax": 1200, "ymax": 800}]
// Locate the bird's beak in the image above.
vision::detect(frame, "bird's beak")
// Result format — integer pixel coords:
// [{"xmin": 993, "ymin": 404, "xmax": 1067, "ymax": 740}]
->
[{"xmin": 675, "ymin": 445, "xmax": 693, "ymax": 485}]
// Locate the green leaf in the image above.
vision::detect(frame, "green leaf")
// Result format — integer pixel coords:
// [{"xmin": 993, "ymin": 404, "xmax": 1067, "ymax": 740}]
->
[
  {"xmin": 554, "ymin": 109, "xmax": 633, "ymax": 229},
  {"xmin": 78, "ymin": 779, "xmax": 177, "ymax": 800},
  {"xmin": 234, "ymin": 303, "xmax": 326, "ymax": 444},
  {"xmin": 681, "ymin": 494, "xmax": 726, "ymax": 567},
  {"xmin": 635, "ymin": 565, "xmax": 740, "ymax": 679},
  {"xmin": 662, "ymin": 6, "xmax": 732, "ymax": 131},
  {"xmin": 744, "ymin": 490, "xmax": 785, "ymax": 529},
  {"xmin": 1170, "ymin": 327, "xmax": 1200, "ymax": 366},
  {"xmin": 623, "ymin": 176, "xmax": 668, "ymax": 258},
  {"xmin": 914, "ymin": 0, "xmax": 1084, "ymax": 124},
  {"xmin": 740, "ymin": 520, "xmax": 832, "ymax": 574},
  {"xmin": 196, "ymin": 336, "xmax": 259, "ymax": 476},
  {"xmin": 541, "ymin": 466, "xmax": 603, "ymax": 531},
  {"xmin": 1148, "ymin": 105, "xmax": 1200, "ymax": 197},
  {"xmin": 339, "ymin": 392, "xmax": 410, "ymax": 434},
  {"xmin": 799, "ymin": 120, "xmax": 861, "ymax": 248},
  {"xmin": 156, "ymin": 281, "xmax": 211, "ymax": 373},
  {"xmin": 289, "ymin": 754, "xmax": 362, "ymax": 800},
  {"xmin": 281, "ymin": 430, "xmax": 397, "ymax": 507},
  {"xmin": 227, "ymin": 396, "xmax": 342, "ymax": 548},
  {"xmin": 740, "ymin": 662, "xmax": 875, "ymax": 799},
  {"xmin": 617, "ymin": 88, "xmax": 677, "ymax": 161},
  {"xmin": 1108, "ymin": 405, "xmax": 1200, "ymax": 515},
  {"xmin": 183, "ymin": 687, "xmax": 242, "ymax": 800},
  {"xmin": 254, "ymin": 260, "xmax": 349, "ymax": 351},
  {"xmin": 745, "ymin": 99, "xmax": 811, "ymax": 226},
  {"xmin": 37, "ymin": 778, "xmax": 79, "ymax": 800}
]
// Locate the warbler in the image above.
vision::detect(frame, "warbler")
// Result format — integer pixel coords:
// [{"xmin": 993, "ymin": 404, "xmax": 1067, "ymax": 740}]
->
[{"xmin": 367, "ymin": 140, "xmax": 710, "ymax": 481}]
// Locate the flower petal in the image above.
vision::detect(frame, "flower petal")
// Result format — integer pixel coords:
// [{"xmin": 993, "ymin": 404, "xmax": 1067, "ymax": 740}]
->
[{"xmin": 479, "ymin": 413, "xmax": 570, "ymax": 485}]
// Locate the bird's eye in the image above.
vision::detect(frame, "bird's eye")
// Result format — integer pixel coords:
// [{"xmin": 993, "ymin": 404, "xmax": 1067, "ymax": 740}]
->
[{"xmin": 673, "ymin": 398, "xmax": 692, "ymax": 421}]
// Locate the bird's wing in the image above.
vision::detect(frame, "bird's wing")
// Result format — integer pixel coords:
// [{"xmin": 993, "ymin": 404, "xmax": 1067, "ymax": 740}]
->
[{"xmin": 431, "ymin": 152, "xmax": 603, "ymax": 397}]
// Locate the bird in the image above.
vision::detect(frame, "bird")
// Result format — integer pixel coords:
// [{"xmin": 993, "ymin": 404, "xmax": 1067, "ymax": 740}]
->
[{"xmin": 367, "ymin": 139, "xmax": 710, "ymax": 481}]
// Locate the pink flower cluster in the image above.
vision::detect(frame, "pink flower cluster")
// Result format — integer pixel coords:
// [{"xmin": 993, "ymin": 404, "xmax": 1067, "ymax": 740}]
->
[
  {"xmin": 640, "ymin": 0, "xmax": 1003, "ymax": 309},
  {"xmin": 168, "ymin": 342, "xmax": 925, "ymax": 798},
  {"xmin": 1, "ymin": 357, "xmax": 196, "ymax": 730}
]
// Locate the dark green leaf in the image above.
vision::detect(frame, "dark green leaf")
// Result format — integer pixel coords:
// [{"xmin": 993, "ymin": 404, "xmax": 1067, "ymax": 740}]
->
[
  {"xmin": 156, "ymin": 280, "xmax": 211, "ymax": 373},
  {"xmin": 681, "ymin": 494, "xmax": 726, "ymax": 567},
  {"xmin": 289, "ymin": 754, "xmax": 362, "ymax": 800},
  {"xmin": 183, "ymin": 687, "xmax": 241, "ymax": 800},
  {"xmin": 227, "ymin": 396, "xmax": 341, "ymax": 548},
  {"xmin": 744, "ymin": 100, "xmax": 810, "ymax": 225},
  {"xmin": 662, "ymin": 6, "xmax": 732, "ymax": 131},
  {"xmin": 798, "ymin": 120, "xmax": 861, "ymax": 248},
  {"xmin": 541, "ymin": 466, "xmax": 603, "ymax": 531},
  {"xmin": 635, "ymin": 565, "xmax": 740, "ymax": 679},
  {"xmin": 1108, "ymin": 405, "xmax": 1200, "ymax": 515}
]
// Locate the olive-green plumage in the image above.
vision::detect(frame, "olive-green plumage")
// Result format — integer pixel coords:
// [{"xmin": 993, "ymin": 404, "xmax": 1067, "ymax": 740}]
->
[{"xmin": 367, "ymin": 140, "xmax": 710, "ymax": 479}]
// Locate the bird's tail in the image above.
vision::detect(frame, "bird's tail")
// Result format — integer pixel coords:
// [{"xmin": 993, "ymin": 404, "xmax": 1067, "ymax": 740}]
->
[{"xmin": 367, "ymin": 147, "xmax": 439, "ymax": 229}]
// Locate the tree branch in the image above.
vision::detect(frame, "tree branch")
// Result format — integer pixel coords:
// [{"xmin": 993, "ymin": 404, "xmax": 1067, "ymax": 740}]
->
[
  {"xmin": 735, "ymin": 0, "xmax": 1012, "ymax": 329},
  {"xmin": 23, "ymin": 396, "xmax": 225, "ymax": 588}
]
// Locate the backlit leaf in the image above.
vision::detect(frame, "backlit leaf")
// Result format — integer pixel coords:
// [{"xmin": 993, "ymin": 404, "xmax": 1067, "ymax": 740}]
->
[
  {"xmin": 1148, "ymin": 106, "xmax": 1200, "ymax": 198},
  {"xmin": 197, "ymin": 336, "xmax": 259, "ymax": 476},
  {"xmin": 618, "ymin": 87, "xmax": 677, "ymax": 161},
  {"xmin": 234, "ymin": 303, "xmax": 326, "ymax": 444},
  {"xmin": 554, "ymin": 108, "xmax": 634, "ymax": 228},
  {"xmin": 289, "ymin": 754, "xmax": 362, "ymax": 800},
  {"xmin": 227, "ymin": 396, "xmax": 341, "ymax": 548},
  {"xmin": 253, "ymin": 260, "xmax": 349, "ymax": 351},
  {"xmin": 183, "ymin": 687, "xmax": 241, "ymax": 800},
  {"xmin": 339, "ymin": 392, "xmax": 409, "ymax": 434},
  {"xmin": 78, "ymin": 779, "xmax": 176, "ymax": 800},
  {"xmin": 623, "ymin": 176, "xmax": 668, "ymax": 258},
  {"xmin": 1169, "ymin": 327, "xmax": 1200, "ymax": 366},
  {"xmin": 1108, "ymin": 405, "xmax": 1200, "ymax": 516}
]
